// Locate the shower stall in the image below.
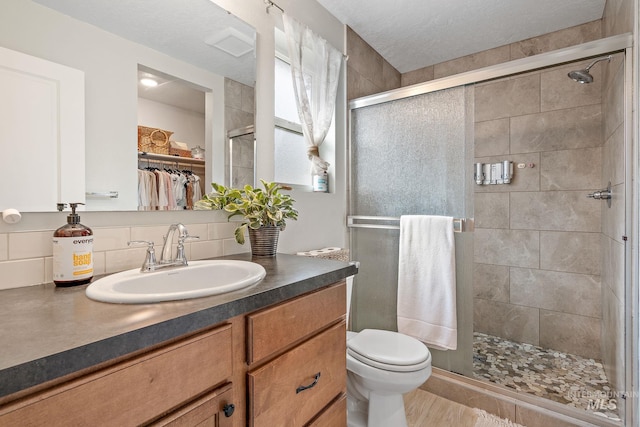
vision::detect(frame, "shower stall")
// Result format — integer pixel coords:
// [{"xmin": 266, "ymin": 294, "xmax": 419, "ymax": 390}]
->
[{"xmin": 347, "ymin": 34, "xmax": 633, "ymax": 425}]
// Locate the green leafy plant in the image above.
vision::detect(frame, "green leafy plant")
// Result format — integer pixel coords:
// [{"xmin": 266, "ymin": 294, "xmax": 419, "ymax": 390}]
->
[{"xmin": 195, "ymin": 180, "xmax": 298, "ymax": 244}]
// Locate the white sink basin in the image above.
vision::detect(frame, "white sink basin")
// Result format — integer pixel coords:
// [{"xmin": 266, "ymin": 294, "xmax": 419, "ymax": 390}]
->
[{"xmin": 86, "ymin": 260, "xmax": 266, "ymax": 304}]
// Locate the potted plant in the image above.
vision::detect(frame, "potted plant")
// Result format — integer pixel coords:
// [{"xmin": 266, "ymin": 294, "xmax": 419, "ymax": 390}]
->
[{"xmin": 195, "ymin": 180, "xmax": 298, "ymax": 256}]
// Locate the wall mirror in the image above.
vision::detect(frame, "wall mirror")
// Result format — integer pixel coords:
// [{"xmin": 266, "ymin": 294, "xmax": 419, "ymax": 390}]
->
[{"xmin": 0, "ymin": 0, "xmax": 256, "ymax": 212}]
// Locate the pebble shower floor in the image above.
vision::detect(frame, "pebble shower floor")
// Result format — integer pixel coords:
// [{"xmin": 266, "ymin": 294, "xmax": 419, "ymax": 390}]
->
[{"xmin": 472, "ymin": 332, "xmax": 621, "ymax": 421}]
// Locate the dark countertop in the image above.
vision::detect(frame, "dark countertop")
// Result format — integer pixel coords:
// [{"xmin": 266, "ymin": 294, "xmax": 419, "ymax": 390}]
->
[{"xmin": 0, "ymin": 253, "xmax": 357, "ymax": 399}]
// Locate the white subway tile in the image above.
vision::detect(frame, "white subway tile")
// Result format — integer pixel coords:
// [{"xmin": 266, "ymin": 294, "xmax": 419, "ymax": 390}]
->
[
  {"xmin": 93, "ymin": 251, "xmax": 106, "ymax": 276},
  {"xmin": 223, "ymin": 239, "xmax": 250, "ymax": 256},
  {"xmin": 9, "ymin": 231, "xmax": 53, "ymax": 259},
  {"xmin": 190, "ymin": 240, "xmax": 224, "ymax": 260},
  {"xmin": 93, "ymin": 227, "xmax": 130, "ymax": 251},
  {"xmin": 209, "ymin": 222, "xmax": 238, "ymax": 240},
  {"xmin": 0, "ymin": 234, "xmax": 7, "ymax": 261},
  {"xmin": 105, "ymin": 247, "xmax": 147, "ymax": 274},
  {"xmin": 0, "ymin": 259, "xmax": 45, "ymax": 290},
  {"xmin": 130, "ymin": 225, "xmax": 169, "ymax": 246}
]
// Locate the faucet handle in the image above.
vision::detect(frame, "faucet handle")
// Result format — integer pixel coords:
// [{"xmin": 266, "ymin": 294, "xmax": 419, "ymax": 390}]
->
[
  {"xmin": 128, "ymin": 240, "xmax": 158, "ymax": 272},
  {"xmin": 128, "ymin": 240, "xmax": 154, "ymax": 247}
]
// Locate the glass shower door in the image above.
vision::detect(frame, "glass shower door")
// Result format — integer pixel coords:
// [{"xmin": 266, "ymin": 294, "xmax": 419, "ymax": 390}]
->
[{"xmin": 349, "ymin": 85, "xmax": 474, "ymax": 375}]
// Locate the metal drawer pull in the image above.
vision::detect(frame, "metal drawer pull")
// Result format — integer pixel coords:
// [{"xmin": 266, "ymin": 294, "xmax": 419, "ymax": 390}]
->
[{"xmin": 296, "ymin": 372, "xmax": 321, "ymax": 394}]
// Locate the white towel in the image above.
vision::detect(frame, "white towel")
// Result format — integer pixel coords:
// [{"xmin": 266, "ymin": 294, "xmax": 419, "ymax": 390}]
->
[{"xmin": 397, "ymin": 215, "xmax": 457, "ymax": 350}]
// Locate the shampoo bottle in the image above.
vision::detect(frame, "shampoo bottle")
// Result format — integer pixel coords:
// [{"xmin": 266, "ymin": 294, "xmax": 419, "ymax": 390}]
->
[{"xmin": 52, "ymin": 203, "xmax": 94, "ymax": 287}]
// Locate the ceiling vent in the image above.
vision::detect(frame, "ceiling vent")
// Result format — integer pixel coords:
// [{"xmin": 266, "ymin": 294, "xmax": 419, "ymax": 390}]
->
[{"xmin": 204, "ymin": 27, "xmax": 254, "ymax": 58}]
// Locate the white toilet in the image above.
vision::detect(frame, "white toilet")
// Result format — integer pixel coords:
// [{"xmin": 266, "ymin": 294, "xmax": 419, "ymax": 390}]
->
[{"xmin": 345, "ymin": 275, "xmax": 432, "ymax": 427}]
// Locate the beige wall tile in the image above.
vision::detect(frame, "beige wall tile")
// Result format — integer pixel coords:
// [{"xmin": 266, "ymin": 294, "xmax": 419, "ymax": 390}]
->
[
  {"xmin": 510, "ymin": 191, "xmax": 601, "ymax": 232},
  {"xmin": 241, "ymin": 84, "xmax": 254, "ymax": 115},
  {"xmin": 382, "ymin": 60, "xmax": 401, "ymax": 91},
  {"xmin": 540, "ymin": 231, "xmax": 601, "ymax": 275},
  {"xmin": 603, "ymin": 0, "xmax": 633, "ymax": 37},
  {"xmin": 401, "ymin": 66, "xmax": 434, "ymax": 87},
  {"xmin": 473, "ymin": 263, "xmax": 509, "ymax": 303},
  {"xmin": 539, "ymin": 310, "xmax": 601, "ymax": 359},
  {"xmin": 9, "ymin": 231, "xmax": 52, "ymax": 259},
  {"xmin": 183, "ymin": 223, "xmax": 209, "ymax": 240},
  {"xmin": 603, "ymin": 124, "xmax": 625, "ymax": 187},
  {"xmin": 474, "ymin": 193, "xmax": 509, "ymax": 229},
  {"xmin": 0, "ymin": 259, "xmax": 45, "ymax": 290},
  {"xmin": 474, "ymin": 228, "xmax": 539, "ymax": 268},
  {"xmin": 510, "ymin": 105, "xmax": 603, "ymax": 154},
  {"xmin": 347, "ymin": 65, "xmax": 380, "ymax": 100},
  {"xmin": 510, "ymin": 267, "xmax": 601, "ymax": 318},
  {"xmin": 434, "ymin": 46, "xmax": 510, "ymax": 79},
  {"xmin": 475, "ymin": 119, "xmax": 510, "ymax": 158},
  {"xmin": 510, "ymin": 20, "xmax": 602, "ymax": 60},
  {"xmin": 224, "ymin": 78, "xmax": 242, "ymax": 110},
  {"xmin": 540, "ymin": 148, "xmax": 602, "ymax": 191},
  {"xmin": 540, "ymin": 61, "xmax": 602, "ymax": 112},
  {"xmin": 603, "ymin": 59, "xmax": 625, "ymax": 140},
  {"xmin": 602, "ymin": 286, "xmax": 625, "ymax": 394},
  {"xmin": 475, "ymin": 75, "xmax": 540, "ymax": 122},
  {"xmin": 602, "ymin": 182, "xmax": 625, "ymax": 243},
  {"xmin": 474, "ymin": 299, "xmax": 539, "ymax": 344},
  {"xmin": 602, "ymin": 235, "xmax": 625, "ymax": 301},
  {"xmin": 92, "ymin": 227, "xmax": 130, "ymax": 251},
  {"xmin": 347, "ymin": 26, "xmax": 385, "ymax": 89}
]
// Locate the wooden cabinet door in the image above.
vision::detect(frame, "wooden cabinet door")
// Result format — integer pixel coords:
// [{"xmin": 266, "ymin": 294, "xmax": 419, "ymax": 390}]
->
[
  {"xmin": 150, "ymin": 383, "xmax": 235, "ymax": 427},
  {"xmin": 248, "ymin": 321, "xmax": 346, "ymax": 427}
]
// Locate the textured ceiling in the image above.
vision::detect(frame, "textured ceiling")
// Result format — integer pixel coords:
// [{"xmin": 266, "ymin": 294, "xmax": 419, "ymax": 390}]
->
[{"xmin": 317, "ymin": 0, "xmax": 606, "ymax": 73}]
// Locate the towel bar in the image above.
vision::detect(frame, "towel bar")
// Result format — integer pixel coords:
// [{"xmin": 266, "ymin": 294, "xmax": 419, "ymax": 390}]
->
[{"xmin": 346, "ymin": 216, "xmax": 474, "ymax": 233}]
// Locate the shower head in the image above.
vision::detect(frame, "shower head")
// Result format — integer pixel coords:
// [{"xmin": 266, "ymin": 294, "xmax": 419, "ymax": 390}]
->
[{"xmin": 568, "ymin": 55, "xmax": 612, "ymax": 84}]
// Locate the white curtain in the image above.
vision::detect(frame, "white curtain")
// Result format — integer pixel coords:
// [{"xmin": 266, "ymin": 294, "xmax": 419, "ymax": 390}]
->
[{"xmin": 283, "ymin": 14, "xmax": 343, "ymax": 175}]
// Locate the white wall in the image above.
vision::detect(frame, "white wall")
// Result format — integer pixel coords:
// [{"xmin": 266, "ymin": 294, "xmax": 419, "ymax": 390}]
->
[{"xmin": 138, "ymin": 98, "xmax": 205, "ymax": 150}]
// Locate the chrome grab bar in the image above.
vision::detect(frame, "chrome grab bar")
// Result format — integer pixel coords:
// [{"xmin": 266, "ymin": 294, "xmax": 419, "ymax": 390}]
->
[{"xmin": 346, "ymin": 215, "xmax": 474, "ymax": 233}]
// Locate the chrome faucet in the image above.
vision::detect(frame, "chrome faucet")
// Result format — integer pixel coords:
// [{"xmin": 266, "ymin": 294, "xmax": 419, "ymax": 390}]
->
[{"xmin": 129, "ymin": 223, "xmax": 199, "ymax": 272}]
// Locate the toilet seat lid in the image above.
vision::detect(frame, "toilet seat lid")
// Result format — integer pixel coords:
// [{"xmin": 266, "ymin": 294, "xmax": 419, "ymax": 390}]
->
[{"xmin": 347, "ymin": 329, "xmax": 431, "ymax": 372}]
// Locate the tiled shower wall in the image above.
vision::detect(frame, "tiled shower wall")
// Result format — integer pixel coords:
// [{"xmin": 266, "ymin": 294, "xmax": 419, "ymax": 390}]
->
[
  {"xmin": 472, "ymin": 63, "xmax": 604, "ymax": 360},
  {"xmin": 224, "ymin": 78, "xmax": 255, "ymax": 186}
]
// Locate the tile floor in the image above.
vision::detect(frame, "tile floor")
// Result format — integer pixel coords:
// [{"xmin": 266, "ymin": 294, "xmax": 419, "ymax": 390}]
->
[{"xmin": 473, "ymin": 332, "xmax": 620, "ymax": 420}]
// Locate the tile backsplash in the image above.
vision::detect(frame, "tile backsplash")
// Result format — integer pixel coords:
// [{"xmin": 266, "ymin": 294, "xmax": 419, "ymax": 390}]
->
[{"xmin": 0, "ymin": 220, "xmax": 248, "ymax": 291}]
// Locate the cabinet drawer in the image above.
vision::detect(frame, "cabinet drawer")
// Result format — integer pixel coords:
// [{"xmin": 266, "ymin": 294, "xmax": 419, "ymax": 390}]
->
[
  {"xmin": 0, "ymin": 325, "xmax": 233, "ymax": 427},
  {"xmin": 307, "ymin": 394, "xmax": 347, "ymax": 427},
  {"xmin": 247, "ymin": 282, "xmax": 346, "ymax": 364},
  {"xmin": 248, "ymin": 321, "xmax": 346, "ymax": 427},
  {"xmin": 151, "ymin": 383, "xmax": 234, "ymax": 427}
]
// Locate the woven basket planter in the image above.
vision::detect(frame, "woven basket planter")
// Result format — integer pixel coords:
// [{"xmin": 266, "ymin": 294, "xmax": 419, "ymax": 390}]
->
[{"xmin": 248, "ymin": 226, "xmax": 280, "ymax": 257}]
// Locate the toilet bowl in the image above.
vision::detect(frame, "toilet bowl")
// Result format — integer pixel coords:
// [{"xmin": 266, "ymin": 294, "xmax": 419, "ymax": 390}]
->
[{"xmin": 345, "ymin": 275, "xmax": 432, "ymax": 427}]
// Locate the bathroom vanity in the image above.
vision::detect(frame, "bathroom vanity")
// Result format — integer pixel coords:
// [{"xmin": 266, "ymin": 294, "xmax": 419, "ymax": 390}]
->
[{"xmin": 0, "ymin": 254, "xmax": 355, "ymax": 426}]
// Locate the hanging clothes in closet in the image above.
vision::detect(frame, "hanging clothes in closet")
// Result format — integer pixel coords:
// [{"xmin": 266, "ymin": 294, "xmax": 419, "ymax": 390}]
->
[{"xmin": 138, "ymin": 166, "xmax": 202, "ymax": 210}]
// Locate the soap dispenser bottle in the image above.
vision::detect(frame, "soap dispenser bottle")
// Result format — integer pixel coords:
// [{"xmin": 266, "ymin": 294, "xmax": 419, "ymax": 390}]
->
[{"xmin": 52, "ymin": 203, "xmax": 94, "ymax": 287}]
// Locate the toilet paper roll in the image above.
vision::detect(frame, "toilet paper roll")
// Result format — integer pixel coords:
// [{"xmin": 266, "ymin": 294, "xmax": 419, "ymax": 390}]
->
[{"xmin": 2, "ymin": 209, "xmax": 22, "ymax": 224}]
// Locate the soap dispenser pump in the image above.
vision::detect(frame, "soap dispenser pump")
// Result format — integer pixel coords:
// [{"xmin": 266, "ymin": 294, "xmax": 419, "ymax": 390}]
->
[{"xmin": 52, "ymin": 202, "xmax": 94, "ymax": 287}]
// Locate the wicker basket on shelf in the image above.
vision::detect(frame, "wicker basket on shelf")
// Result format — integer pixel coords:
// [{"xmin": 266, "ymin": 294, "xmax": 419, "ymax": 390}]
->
[{"xmin": 137, "ymin": 126, "xmax": 173, "ymax": 155}]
